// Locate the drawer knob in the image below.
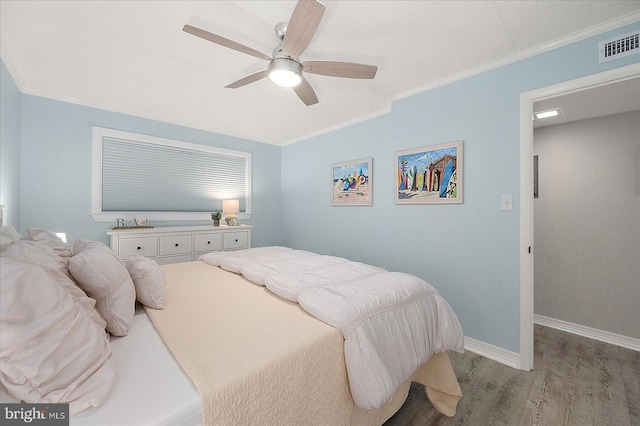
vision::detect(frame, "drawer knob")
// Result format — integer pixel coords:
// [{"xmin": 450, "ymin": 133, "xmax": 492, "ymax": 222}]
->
[
  {"xmin": 235, "ymin": 239, "xmax": 238, "ymax": 242},
  {"xmin": 207, "ymin": 241, "xmax": 211, "ymax": 244},
  {"xmin": 175, "ymin": 243, "xmax": 179, "ymax": 247},
  {"xmin": 137, "ymin": 246, "xmax": 141, "ymax": 250}
]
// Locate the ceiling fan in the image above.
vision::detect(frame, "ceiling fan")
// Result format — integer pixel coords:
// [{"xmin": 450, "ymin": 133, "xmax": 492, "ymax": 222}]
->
[{"xmin": 183, "ymin": 0, "xmax": 377, "ymax": 106}]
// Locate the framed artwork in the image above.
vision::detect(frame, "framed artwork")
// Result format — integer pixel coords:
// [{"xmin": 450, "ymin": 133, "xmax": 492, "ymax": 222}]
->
[
  {"xmin": 331, "ymin": 158, "xmax": 373, "ymax": 206},
  {"xmin": 395, "ymin": 140, "xmax": 463, "ymax": 204}
]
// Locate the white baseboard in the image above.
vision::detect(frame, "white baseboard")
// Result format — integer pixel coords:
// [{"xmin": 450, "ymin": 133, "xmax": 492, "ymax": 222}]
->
[
  {"xmin": 463, "ymin": 317, "xmax": 639, "ymax": 373},
  {"xmin": 463, "ymin": 336, "xmax": 522, "ymax": 370},
  {"xmin": 534, "ymin": 314, "xmax": 640, "ymax": 352}
]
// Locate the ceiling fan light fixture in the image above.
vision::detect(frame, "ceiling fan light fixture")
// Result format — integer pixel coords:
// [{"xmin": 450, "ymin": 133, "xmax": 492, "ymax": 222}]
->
[
  {"xmin": 267, "ymin": 58, "xmax": 302, "ymax": 88},
  {"xmin": 184, "ymin": 0, "xmax": 376, "ymax": 105}
]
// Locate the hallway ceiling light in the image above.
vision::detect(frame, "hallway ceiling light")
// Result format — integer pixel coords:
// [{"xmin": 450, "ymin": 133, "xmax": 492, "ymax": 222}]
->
[{"xmin": 533, "ymin": 108, "xmax": 564, "ymax": 120}]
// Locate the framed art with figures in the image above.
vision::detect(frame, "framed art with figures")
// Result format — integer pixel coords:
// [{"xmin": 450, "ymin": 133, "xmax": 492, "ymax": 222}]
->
[
  {"xmin": 395, "ymin": 141, "xmax": 463, "ymax": 204},
  {"xmin": 331, "ymin": 158, "xmax": 372, "ymax": 206}
]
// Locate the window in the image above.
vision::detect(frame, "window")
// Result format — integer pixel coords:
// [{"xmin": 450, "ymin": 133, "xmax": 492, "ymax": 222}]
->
[{"xmin": 92, "ymin": 127, "xmax": 251, "ymax": 222}]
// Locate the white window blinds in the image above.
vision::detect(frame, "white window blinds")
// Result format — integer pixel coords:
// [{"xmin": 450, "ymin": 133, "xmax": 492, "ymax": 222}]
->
[{"xmin": 92, "ymin": 127, "xmax": 251, "ymax": 221}]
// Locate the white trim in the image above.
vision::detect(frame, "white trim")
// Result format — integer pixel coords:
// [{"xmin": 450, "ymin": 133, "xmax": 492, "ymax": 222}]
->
[
  {"xmin": 0, "ymin": 39, "xmax": 27, "ymax": 90},
  {"xmin": 93, "ymin": 126, "xmax": 251, "ymax": 169},
  {"xmin": 534, "ymin": 315, "xmax": 640, "ymax": 352},
  {"xmin": 91, "ymin": 126, "xmax": 252, "ymax": 222},
  {"xmin": 391, "ymin": 12, "xmax": 640, "ymax": 106},
  {"xmin": 519, "ymin": 90, "xmax": 535, "ymax": 372},
  {"xmin": 281, "ymin": 108, "xmax": 391, "ymax": 146},
  {"xmin": 90, "ymin": 212, "xmax": 252, "ymax": 223},
  {"xmin": 519, "ymin": 63, "xmax": 640, "ymax": 371},
  {"xmin": 464, "ymin": 336, "xmax": 521, "ymax": 370},
  {"xmin": 283, "ymin": 12, "xmax": 640, "ymax": 146}
]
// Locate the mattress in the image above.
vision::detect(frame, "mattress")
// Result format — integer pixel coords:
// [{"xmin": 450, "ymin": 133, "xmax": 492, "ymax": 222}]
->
[
  {"xmin": 0, "ymin": 307, "xmax": 201, "ymax": 425},
  {"xmin": 145, "ymin": 261, "xmax": 462, "ymax": 425},
  {"xmin": 70, "ymin": 306, "xmax": 201, "ymax": 426},
  {"xmin": 145, "ymin": 261, "xmax": 406, "ymax": 425}
]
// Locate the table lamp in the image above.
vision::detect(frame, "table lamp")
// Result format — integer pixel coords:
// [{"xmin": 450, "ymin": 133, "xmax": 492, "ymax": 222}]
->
[{"xmin": 222, "ymin": 199, "xmax": 239, "ymax": 225}]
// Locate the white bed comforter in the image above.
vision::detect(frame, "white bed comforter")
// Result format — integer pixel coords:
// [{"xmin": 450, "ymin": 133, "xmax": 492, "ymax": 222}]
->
[{"xmin": 200, "ymin": 247, "xmax": 464, "ymax": 409}]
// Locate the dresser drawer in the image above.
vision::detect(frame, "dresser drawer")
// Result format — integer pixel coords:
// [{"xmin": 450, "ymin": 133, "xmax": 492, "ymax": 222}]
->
[
  {"xmin": 223, "ymin": 231, "xmax": 248, "ymax": 250},
  {"xmin": 108, "ymin": 225, "xmax": 252, "ymax": 265},
  {"xmin": 194, "ymin": 233, "xmax": 223, "ymax": 252},
  {"xmin": 118, "ymin": 237, "xmax": 158, "ymax": 258},
  {"xmin": 159, "ymin": 235, "xmax": 192, "ymax": 256}
]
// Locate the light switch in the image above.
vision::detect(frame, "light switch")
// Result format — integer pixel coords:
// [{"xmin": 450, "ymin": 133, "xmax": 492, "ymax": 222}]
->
[{"xmin": 501, "ymin": 194, "xmax": 513, "ymax": 211}]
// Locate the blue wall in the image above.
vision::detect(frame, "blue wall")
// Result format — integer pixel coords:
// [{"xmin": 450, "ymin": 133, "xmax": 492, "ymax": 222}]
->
[
  {"xmin": 0, "ymin": 60, "xmax": 21, "ymax": 228},
  {"xmin": 16, "ymin": 95, "xmax": 283, "ymax": 246},
  {"xmin": 281, "ymin": 23, "xmax": 640, "ymax": 353},
  {"xmin": 2, "ymin": 21, "xmax": 638, "ymax": 355}
]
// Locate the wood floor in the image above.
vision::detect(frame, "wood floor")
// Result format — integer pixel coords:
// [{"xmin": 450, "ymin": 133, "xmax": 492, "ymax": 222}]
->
[{"xmin": 384, "ymin": 325, "xmax": 640, "ymax": 426}]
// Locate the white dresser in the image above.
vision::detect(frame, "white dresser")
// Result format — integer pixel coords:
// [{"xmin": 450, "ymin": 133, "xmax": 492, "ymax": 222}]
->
[{"xmin": 106, "ymin": 225, "xmax": 252, "ymax": 265}]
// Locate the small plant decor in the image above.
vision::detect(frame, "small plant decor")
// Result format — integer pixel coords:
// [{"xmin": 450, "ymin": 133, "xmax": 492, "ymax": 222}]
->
[{"xmin": 211, "ymin": 210, "xmax": 222, "ymax": 226}]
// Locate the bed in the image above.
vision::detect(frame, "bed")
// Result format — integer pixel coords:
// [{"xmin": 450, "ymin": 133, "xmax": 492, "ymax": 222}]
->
[
  {"xmin": 0, "ymin": 228, "xmax": 464, "ymax": 425},
  {"xmin": 71, "ymin": 305, "xmax": 202, "ymax": 426}
]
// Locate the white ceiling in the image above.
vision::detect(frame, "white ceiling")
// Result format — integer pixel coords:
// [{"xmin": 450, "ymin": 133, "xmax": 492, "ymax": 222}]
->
[
  {"xmin": 533, "ymin": 77, "xmax": 640, "ymax": 128},
  {"xmin": 1, "ymin": 1, "xmax": 639, "ymax": 146}
]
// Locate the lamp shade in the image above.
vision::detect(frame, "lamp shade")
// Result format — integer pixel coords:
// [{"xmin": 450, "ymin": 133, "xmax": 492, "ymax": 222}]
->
[{"xmin": 222, "ymin": 199, "xmax": 240, "ymax": 214}]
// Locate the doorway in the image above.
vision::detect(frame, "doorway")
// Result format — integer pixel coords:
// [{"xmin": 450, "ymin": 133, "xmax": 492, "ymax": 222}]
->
[{"xmin": 519, "ymin": 63, "xmax": 640, "ymax": 371}]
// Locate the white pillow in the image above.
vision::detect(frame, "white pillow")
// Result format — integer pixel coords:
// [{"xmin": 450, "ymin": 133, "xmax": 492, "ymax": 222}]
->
[
  {"xmin": 27, "ymin": 228, "xmax": 72, "ymax": 260},
  {"xmin": 0, "ymin": 257, "xmax": 116, "ymax": 415},
  {"xmin": 69, "ymin": 240, "xmax": 135, "ymax": 336},
  {"xmin": 126, "ymin": 254, "xmax": 166, "ymax": 309},
  {"xmin": 0, "ymin": 226, "xmax": 22, "ymax": 248},
  {"xmin": 49, "ymin": 268, "xmax": 108, "ymax": 333},
  {"xmin": 1, "ymin": 240, "xmax": 70, "ymax": 278},
  {"xmin": 1, "ymin": 239, "xmax": 107, "ymax": 332},
  {"xmin": 71, "ymin": 238, "xmax": 96, "ymax": 255}
]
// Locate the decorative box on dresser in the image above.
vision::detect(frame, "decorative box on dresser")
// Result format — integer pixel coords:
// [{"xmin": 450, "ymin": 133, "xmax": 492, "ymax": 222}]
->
[{"xmin": 107, "ymin": 225, "xmax": 253, "ymax": 265}]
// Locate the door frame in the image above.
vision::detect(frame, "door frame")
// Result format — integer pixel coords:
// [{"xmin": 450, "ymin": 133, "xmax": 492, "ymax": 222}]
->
[{"xmin": 518, "ymin": 63, "xmax": 640, "ymax": 371}]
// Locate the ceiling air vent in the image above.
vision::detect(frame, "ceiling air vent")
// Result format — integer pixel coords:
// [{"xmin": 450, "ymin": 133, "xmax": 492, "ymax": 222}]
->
[{"xmin": 598, "ymin": 30, "xmax": 639, "ymax": 64}]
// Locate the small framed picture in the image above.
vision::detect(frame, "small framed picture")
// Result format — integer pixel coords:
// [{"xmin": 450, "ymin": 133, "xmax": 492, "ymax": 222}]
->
[
  {"xmin": 395, "ymin": 140, "xmax": 463, "ymax": 204},
  {"xmin": 331, "ymin": 158, "xmax": 373, "ymax": 206}
]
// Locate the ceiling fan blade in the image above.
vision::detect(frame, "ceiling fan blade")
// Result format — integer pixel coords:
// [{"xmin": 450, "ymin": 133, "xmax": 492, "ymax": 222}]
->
[
  {"xmin": 293, "ymin": 78, "xmax": 319, "ymax": 106},
  {"xmin": 183, "ymin": 24, "xmax": 271, "ymax": 61},
  {"xmin": 282, "ymin": 0, "xmax": 326, "ymax": 60},
  {"xmin": 303, "ymin": 61, "xmax": 377, "ymax": 79},
  {"xmin": 225, "ymin": 70, "xmax": 269, "ymax": 89}
]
